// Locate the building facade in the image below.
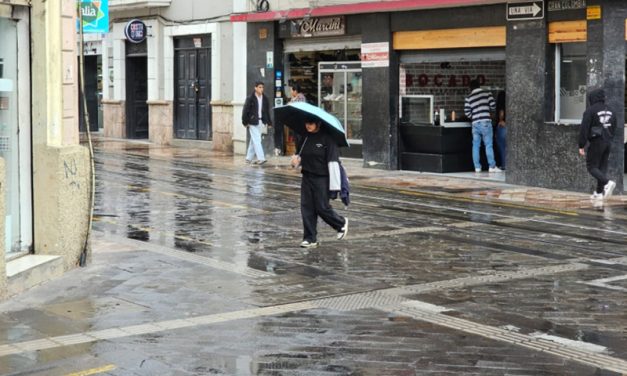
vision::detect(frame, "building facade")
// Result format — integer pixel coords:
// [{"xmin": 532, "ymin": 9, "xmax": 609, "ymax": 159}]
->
[
  {"xmin": 101, "ymin": 0, "xmax": 245, "ymax": 152},
  {"xmin": 233, "ymin": 0, "xmax": 626, "ymax": 193},
  {"xmin": 1, "ymin": 0, "xmax": 91, "ymax": 299}
]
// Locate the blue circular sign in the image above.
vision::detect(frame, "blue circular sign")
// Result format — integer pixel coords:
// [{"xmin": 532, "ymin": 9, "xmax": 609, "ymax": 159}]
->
[{"xmin": 125, "ymin": 19, "xmax": 147, "ymax": 44}]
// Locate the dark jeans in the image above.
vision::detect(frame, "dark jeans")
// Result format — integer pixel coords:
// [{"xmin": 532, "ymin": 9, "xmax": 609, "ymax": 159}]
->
[
  {"xmin": 301, "ymin": 172, "xmax": 345, "ymax": 242},
  {"xmin": 496, "ymin": 125, "xmax": 506, "ymax": 169},
  {"xmin": 586, "ymin": 139, "xmax": 611, "ymax": 193},
  {"xmin": 273, "ymin": 125, "xmax": 283, "ymax": 152}
]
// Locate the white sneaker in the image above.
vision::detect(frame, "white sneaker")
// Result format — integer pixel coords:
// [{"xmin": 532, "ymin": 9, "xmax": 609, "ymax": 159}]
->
[
  {"xmin": 603, "ymin": 180, "xmax": 616, "ymax": 198},
  {"xmin": 489, "ymin": 166, "xmax": 503, "ymax": 173},
  {"xmin": 475, "ymin": 168, "xmax": 482, "ymax": 173},
  {"xmin": 300, "ymin": 240, "xmax": 319, "ymax": 248},
  {"xmin": 337, "ymin": 218, "xmax": 348, "ymax": 240},
  {"xmin": 590, "ymin": 192, "xmax": 603, "ymax": 200}
]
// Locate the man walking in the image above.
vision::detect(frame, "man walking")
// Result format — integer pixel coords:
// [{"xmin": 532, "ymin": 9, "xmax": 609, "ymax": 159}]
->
[
  {"xmin": 578, "ymin": 88, "xmax": 617, "ymax": 200},
  {"xmin": 242, "ymin": 81, "xmax": 271, "ymax": 165},
  {"xmin": 464, "ymin": 79, "xmax": 501, "ymax": 173}
]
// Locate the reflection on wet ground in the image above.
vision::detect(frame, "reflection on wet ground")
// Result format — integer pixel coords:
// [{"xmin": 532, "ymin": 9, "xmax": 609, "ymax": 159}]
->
[{"xmin": 1, "ymin": 139, "xmax": 627, "ymax": 375}]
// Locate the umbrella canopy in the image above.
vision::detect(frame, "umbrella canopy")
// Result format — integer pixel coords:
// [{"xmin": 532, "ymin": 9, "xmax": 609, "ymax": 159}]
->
[{"xmin": 274, "ymin": 101, "xmax": 350, "ymax": 147}]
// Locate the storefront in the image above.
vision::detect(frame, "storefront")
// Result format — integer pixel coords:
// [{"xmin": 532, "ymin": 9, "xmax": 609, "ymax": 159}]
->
[
  {"xmin": 0, "ymin": 4, "xmax": 32, "ymax": 258},
  {"xmin": 389, "ymin": 5, "xmax": 507, "ymax": 173},
  {"xmin": 279, "ymin": 17, "xmax": 363, "ymax": 158},
  {"xmin": 235, "ymin": 0, "xmax": 625, "ymax": 193}
]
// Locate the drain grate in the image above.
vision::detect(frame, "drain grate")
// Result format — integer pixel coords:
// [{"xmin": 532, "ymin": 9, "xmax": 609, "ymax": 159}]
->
[
  {"xmin": 387, "ymin": 263, "xmax": 589, "ymax": 296},
  {"xmin": 313, "ymin": 291, "xmax": 405, "ymax": 311}
]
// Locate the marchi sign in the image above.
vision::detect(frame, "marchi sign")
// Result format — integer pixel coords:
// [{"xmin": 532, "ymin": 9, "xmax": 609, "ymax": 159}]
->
[{"xmin": 291, "ymin": 16, "xmax": 345, "ymax": 38}]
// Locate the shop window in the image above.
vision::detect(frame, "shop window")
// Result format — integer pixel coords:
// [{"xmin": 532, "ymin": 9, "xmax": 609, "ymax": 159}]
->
[{"xmin": 554, "ymin": 43, "xmax": 587, "ymax": 123}]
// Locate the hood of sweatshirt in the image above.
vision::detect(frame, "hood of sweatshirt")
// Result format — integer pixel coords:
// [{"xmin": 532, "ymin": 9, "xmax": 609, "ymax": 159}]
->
[{"xmin": 588, "ymin": 88, "xmax": 605, "ymax": 105}]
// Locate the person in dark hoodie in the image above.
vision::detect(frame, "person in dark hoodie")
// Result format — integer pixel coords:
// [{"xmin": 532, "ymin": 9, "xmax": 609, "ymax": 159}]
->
[{"xmin": 578, "ymin": 88, "xmax": 617, "ymax": 200}]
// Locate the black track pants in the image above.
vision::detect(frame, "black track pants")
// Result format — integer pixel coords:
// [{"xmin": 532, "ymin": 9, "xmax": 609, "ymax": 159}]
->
[
  {"xmin": 300, "ymin": 172, "xmax": 345, "ymax": 242},
  {"xmin": 586, "ymin": 139, "xmax": 611, "ymax": 193}
]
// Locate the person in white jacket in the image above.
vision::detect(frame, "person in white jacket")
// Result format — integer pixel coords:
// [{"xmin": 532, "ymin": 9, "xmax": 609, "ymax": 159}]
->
[{"xmin": 291, "ymin": 119, "xmax": 348, "ymax": 248}]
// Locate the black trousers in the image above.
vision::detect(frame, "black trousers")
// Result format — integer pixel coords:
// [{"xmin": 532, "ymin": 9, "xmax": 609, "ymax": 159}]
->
[
  {"xmin": 586, "ymin": 139, "xmax": 611, "ymax": 193},
  {"xmin": 301, "ymin": 172, "xmax": 345, "ymax": 242},
  {"xmin": 273, "ymin": 125, "xmax": 283, "ymax": 152}
]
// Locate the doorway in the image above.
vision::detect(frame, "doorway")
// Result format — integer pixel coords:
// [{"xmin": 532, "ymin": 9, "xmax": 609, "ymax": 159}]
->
[
  {"xmin": 125, "ymin": 41, "xmax": 148, "ymax": 139},
  {"xmin": 1, "ymin": 16, "xmax": 32, "ymax": 256},
  {"xmin": 79, "ymin": 55, "xmax": 100, "ymax": 132},
  {"xmin": 174, "ymin": 36, "xmax": 211, "ymax": 140}
]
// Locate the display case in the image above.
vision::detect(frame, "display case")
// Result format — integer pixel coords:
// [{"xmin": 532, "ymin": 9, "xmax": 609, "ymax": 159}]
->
[
  {"xmin": 318, "ymin": 62, "xmax": 362, "ymax": 144},
  {"xmin": 400, "ymin": 95, "xmax": 434, "ymax": 125}
]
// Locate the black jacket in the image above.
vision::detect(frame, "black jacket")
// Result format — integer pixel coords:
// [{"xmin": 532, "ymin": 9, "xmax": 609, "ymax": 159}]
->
[
  {"xmin": 242, "ymin": 92, "xmax": 271, "ymax": 126},
  {"xmin": 578, "ymin": 88, "xmax": 616, "ymax": 148}
]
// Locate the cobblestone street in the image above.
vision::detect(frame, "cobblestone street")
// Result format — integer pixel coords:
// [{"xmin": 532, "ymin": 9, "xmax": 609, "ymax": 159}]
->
[{"xmin": 1, "ymin": 139, "xmax": 626, "ymax": 375}]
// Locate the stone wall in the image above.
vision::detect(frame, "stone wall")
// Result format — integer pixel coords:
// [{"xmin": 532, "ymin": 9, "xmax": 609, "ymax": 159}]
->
[
  {"xmin": 33, "ymin": 145, "xmax": 90, "ymax": 271},
  {"xmin": 211, "ymin": 101, "xmax": 234, "ymax": 152},
  {"xmin": 102, "ymin": 100, "xmax": 126, "ymax": 139},
  {"xmin": 148, "ymin": 101, "xmax": 173, "ymax": 145}
]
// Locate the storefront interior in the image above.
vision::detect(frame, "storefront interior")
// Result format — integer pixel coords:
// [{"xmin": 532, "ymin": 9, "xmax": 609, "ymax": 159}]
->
[
  {"xmin": 399, "ymin": 48, "xmax": 506, "ymax": 176},
  {"xmin": 283, "ymin": 49, "xmax": 363, "ymax": 158}
]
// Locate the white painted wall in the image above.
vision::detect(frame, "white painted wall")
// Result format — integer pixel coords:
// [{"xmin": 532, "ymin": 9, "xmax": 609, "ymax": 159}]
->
[
  {"xmin": 161, "ymin": 0, "xmax": 231, "ymax": 21},
  {"xmin": 232, "ymin": 0, "xmax": 248, "ymax": 154}
]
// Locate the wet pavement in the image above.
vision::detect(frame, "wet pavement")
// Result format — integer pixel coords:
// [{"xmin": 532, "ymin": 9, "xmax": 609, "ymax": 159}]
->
[{"xmin": 1, "ymin": 138, "xmax": 627, "ymax": 375}]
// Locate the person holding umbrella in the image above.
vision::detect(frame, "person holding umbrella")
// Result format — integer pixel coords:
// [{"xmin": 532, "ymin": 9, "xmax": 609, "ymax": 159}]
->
[{"xmin": 276, "ymin": 102, "xmax": 349, "ymax": 248}]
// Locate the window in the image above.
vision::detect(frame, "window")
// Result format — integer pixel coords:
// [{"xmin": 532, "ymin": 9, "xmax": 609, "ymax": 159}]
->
[{"xmin": 555, "ymin": 43, "xmax": 587, "ymax": 123}]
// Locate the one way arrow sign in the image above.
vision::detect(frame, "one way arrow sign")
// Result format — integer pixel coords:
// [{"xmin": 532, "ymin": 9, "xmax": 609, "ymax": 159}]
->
[{"xmin": 507, "ymin": 1, "xmax": 544, "ymax": 21}]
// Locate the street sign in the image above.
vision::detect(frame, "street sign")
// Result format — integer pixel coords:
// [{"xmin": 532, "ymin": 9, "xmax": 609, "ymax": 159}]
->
[{"xmin": 507, "ymin": 1, "xmax": 544, "ymax": 21}]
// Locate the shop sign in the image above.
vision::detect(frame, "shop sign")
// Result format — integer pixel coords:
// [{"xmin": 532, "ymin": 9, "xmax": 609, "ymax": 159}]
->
[
  {"xmin": 506, "ymin": 1, "xmax": 544, "ymax": 21},
  {"xmin": 405, "ymin": 74, "xmax": 486, "ymax": 89},
  {"xmin": 586, "ymin": 5, "xmax": 601, "ymax": 20},
  {"xmin": 79, "ymin": 0, "xmax": 109, "ymax": 33},
  {"xmin": 548, "ymin": 0, "xmax": 586, "ymax": 11},
  {"xmin": 291, "ymin": 16, "xmax": 345, "ymax": 38},
  {"xmin": 361, "ymin": 42, "xmax": 389, "ymax": 68},
  {"xmin": 125, "ymin": 19, "xmax": 147, "ymax": 44}
]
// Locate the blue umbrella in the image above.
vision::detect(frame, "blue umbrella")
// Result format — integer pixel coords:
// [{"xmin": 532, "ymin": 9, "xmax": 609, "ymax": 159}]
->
[{"xmin": 274, "ymin": 101, "xmax": 350, "ymax": 147}]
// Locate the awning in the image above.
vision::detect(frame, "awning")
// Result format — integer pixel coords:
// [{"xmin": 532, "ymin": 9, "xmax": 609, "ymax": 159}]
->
[{"xmin": 231, "ymin": 0, "xmax": 505, "ymax": 23}]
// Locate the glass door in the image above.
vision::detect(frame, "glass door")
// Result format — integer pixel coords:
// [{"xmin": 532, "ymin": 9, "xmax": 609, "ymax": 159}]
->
[
  {"xmin": 318, "ymin": 62, "xmax": 362, "ymax": 144},
  {"xmin": 345, "ymin": 71, "xmax": 362, "ymax": 141},
  {"xmin": 0, "ymin": 17, "xmax": 25, "ymax": 257}
]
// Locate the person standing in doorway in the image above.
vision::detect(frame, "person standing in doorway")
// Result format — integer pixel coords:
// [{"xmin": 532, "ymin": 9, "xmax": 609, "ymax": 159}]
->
[
  {"xmin": 291, "ymin": 118, "xmax": 348, "ymax": 248},
  {"xmin": 274, "ymin": 83, "xmax": 307, "ymax": 156},
  {"xmin": 495, "ymin": 90, "xmax": 507, "ymax": 170},
  {"xmin": 578, "ymin": 88, "xmax": 617, "ymax": 200},
  {"xmin": 242, "ymin": 81, "xmax": 271, "ymax": 165},
  {"xmin": 290, "ymin": 83, "xmax": 307, "ymax": 103},
  {"xmin": 464, "ymin": 79, "xmax": 500, "ymax": 173}
]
